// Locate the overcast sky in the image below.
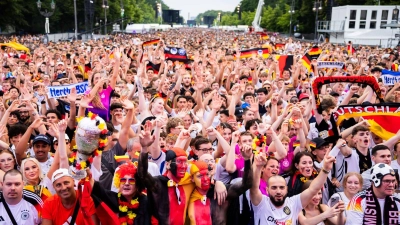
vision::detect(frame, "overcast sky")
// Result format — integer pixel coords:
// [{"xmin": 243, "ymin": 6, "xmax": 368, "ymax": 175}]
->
[{"xmin": 163, "ymin": 0, "xmax": 241, "ymax": 20}]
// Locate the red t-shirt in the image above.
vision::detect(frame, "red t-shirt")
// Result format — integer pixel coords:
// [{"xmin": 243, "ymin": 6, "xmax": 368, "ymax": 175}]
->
[{"xmin": 42, "ymin": 190, "xmax": 96, "ymax": 225}]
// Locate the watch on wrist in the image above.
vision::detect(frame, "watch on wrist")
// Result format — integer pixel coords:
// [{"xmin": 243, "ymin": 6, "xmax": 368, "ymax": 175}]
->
[{"xmin": 322, "ymin": 168, "xmax": 330, "ymax": 174}]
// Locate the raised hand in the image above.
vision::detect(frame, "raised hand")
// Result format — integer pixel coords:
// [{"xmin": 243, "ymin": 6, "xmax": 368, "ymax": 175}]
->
[
  {"xmin": 67, "ymin": 87, "xmax": 77, "ymax": 103},
  {"xmin": 247, "ymin": 98, "xmax": 259, "ymax": 113},
  {"xmin": 79, "ymin": 94, "xmax": 94, "ymax": 109},
  {"xmin": 139, "ymin": 120, "xmax": 155, "ymax": 149},
  {"xmin": 240, "ymin": 144, "xmax": 253, "ymax": 160},
  {"xmin": 254, "ymin": 152, "xmax": 268, "ymax": 168},
  {"xmin": 119, "ymin": 96, "xmax": 134, "ymax": 110}
]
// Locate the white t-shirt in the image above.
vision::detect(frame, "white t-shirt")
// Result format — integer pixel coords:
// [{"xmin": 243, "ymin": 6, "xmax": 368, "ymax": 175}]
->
[
  {"xmin": 346, "ymin": 191, "xmax": 400, "ymax": 225},
  {"xmin": 252, "ymin": 193, "xmax": 303, "ymax": 225},
  {"xmin": 0, "ymin": 199, "xmax": 41, "ymax": 225},
  {"xmin": 391, "ymin": 160, "xmax": 400, "ymax": 171},
  {"xmin": 39, "ymin": 157, "xmax": 54, "ymax": 176}
]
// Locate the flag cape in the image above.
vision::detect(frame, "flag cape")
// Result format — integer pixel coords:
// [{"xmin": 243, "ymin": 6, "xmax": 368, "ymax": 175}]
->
[
  {"xmin": 334, "ymin": 104, "xmax": 400, "ymax": 140},
  {"xmin": 0, "ymin": 41, "xmax": 30, "ymax": 53},
  {"xmin": 143, "ymin": 39, "xmax": 160, "ymax": 47},
  {"xmin": 164, "ymin": 46, "xmax": 188, "ymax": 62},
  {"xmin": 312, "ymin": 76, "xmax": 384, "ymax": 111},
  {"xmin": 235, "ymin": 48, "xmax": 269, "ymax": 59},
  {"xmin": 382, "ymin": 70, "xmax": 400, "ymax": 85}
]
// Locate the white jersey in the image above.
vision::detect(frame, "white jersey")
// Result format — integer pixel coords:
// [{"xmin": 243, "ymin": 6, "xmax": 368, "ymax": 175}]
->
[
  {"xmin": 252, "ymin": 194, "xmax": 303, "ymax": 225},
  {"xmin": 330, "ymin": 147, "xmax": 360, "ymax": 191},
  {"xmin": 0, "ymin": 199, "xmax": 41, "ymax": 225}
]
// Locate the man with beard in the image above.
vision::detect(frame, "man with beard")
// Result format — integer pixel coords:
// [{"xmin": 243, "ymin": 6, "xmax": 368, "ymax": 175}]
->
[
  {"xmin": 250, "ymin": 148, "xmax": 336, "ymax": 225},
  {"xmin": 179, "ymin": 73, "xmax": 194, "ymax": 96},
  {"xmin": 346, "ymin": 163, "xmax": 400, "ymax": 224}
]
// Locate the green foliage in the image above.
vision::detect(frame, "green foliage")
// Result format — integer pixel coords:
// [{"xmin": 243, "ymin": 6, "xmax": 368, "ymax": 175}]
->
[
  {"xmin": 195, "ymin": 10, "xmax": 231, "ymax": 24},
  {"xmin": 0, "ymin": 0, "xmax": 165, "ymax": 34}
]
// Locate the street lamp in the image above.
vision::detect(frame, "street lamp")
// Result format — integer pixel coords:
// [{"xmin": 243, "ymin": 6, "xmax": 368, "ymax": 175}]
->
[
  {"xmin": 393, "ymin": 6, "xmax": 399, "ymax": 22},
  {"xmin": 201, "ymin": 17, "xmax": 203, "ymax": 25},
  {"xmin": 288, "ymin": 0, "xmax": 295, "ymax": 37},
  {"xmin": 36, "ymin": 0, "xmax": 56, "ymax": 43},
  {"xmin": 102, "ymin": 0, "xmax": 109, "ymax": 34},
  {"xmin": 237, "ymin": 4, "xmax": 241, "ymax": 20},
  {"xmin": 313, "ymin": 1, "xmax": 322, "ymax": 42}
]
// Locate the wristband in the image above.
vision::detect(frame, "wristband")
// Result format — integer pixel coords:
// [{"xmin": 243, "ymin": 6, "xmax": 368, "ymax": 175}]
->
[{"xmin": 322, "ymin": 168, "xmax": 330, "ymax": 174}]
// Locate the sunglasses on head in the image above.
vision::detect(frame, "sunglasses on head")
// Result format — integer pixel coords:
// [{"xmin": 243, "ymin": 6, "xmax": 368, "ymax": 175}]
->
[{"xmin": 120, "ymin": 178, "xmax": 135, "ymax": 185}]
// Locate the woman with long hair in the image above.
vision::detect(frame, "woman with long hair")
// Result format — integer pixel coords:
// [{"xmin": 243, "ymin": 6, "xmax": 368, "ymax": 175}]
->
[
  {"xmin": 298, "ymin": 181, "xmax": 345, "ymax": 225},
  {"xmin": 284, "ymin": 151, "xmax": 318, "ymax": 197},
  {"xmin": 327, "ymin": 172, "xmax": 363, "ymax": 215},
  {"xmin": 259, "ymin": 157, "xmax": 279, "ymax": 196},
  {"xmin": 21, "ymin": 157, "xmax": 53, "ymax": 202}
]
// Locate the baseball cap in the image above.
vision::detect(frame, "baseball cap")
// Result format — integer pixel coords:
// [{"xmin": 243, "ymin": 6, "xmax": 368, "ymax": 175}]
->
[
  {"xmin": 51, "ymin": 168, "xmax": 73, "ymax": 183},
  {"xmin": 235, "ymin": 107, "xmax": 244, "ymax": 118},
  {"xmin": 32, "ymin": 135, "xmax": 51, "ymax": 145},
  {"xmin": 56, "ymin": 61, "xmax": 64, "ymax": 66},
  {"xmin": 299, "ymin": 93, "xmax": 310, "ymax": 101},
  {"xmin": 310, "ymin": 137, "xmax": 328, "ymax": 149}
]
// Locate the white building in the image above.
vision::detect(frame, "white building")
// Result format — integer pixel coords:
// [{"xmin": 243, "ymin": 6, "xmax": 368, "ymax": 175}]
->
[{"xmin": 318, "ymin": 5, "xmax": 400, "ymax": 47}]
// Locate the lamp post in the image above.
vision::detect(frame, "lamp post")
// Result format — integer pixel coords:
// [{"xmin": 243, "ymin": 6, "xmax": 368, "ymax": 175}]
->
[
  {"xmin": 156, "ymin": 2, "xmax": 162, "ymax": 24},
  {"xmin": 36, "ymin": 0, "xmax": 56, "ymax": 43},
  {"xmin": 201, "ymin": 17, "xmax": 203, "ymax": 25},
  {"xmin": 73, "ymin": 0, "xmax": 78, "ymax": 39},
  {"xmin": 313, "ymin": 1, "xmax": 322, "ymax": 42},
  {"xmin": 237, "ymin": 4, "xmax": 241, "ymax": 20},
  {"xmin": 393, "ymin": 6, "xmax": 399, "ymax": 22},
  {"xmin": 288, "ymin": 0, "xmax": 295, "ymax": 37},
  {"xmin": 102, "ymin": 0, "xmax": 109, "ymax": 34}
]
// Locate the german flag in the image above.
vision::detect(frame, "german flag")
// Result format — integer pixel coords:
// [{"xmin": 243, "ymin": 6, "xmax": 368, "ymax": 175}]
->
[
  {"xmin": 347, "ymin": 45, "xmax": 356, "ymax": 55},
  {"xmin": 143, "ymin": 39, "xmax": 160, "ymax": 47},
  {"xmin": 257, "ymin": 32, "xmax": 269, "ymax": 40},
  {"xmin": 276, "ymin": 55, "xmax": 294, "ymax": 76},
  {"xmin": 235, "ymin": 48, "xmax": 270, "ymax": 59},
  {"xmin": 275, "ymin": 43, "xmax": 286, "ymax": 50},
  {"xmin": 300, "ymin": 54, "xmax": 312, "ymax": 72},
  {"xmin": 164, "ymin": 46, "xmax": 188, "ymax": 62},
  {"xmin": 308, "ymin": 46, "xmax": 322, "ymax": 60},
  {"xmin": 335, "ymin": 104, "xmax": 400, "ymax": 141},
  {"xmin": 392, "ymin": 63, "xmax": 399, "ymax": 72},
  {"xmin": 146, "ymin": 61, "xmax": 161, "ymax": 74}
]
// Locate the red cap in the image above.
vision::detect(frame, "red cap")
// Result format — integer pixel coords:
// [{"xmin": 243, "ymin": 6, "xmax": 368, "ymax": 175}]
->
[{"xmin": 299, "ymin": 93, "xmax": 310, "ymax": 101}]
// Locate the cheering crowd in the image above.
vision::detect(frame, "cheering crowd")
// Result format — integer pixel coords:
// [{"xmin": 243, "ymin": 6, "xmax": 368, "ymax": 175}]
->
[{"xmin": 0, "ymin": 29, "xmax": 400, "ymax": 225}]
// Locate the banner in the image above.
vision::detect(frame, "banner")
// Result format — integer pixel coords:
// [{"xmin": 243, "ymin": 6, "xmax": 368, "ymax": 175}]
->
[
  {"xmin": 334, "ymin": 104, "xmax": 400, "ymax": 140},
  {"xmin": 143, "ymin": 39, "xmax": 160, "ymax": 47},
  {"xmin": 164, "ymin": 46, "xmax": 188, "ymax": 62},
  {"xmin": 317, "ymin": 61, "xmax": 345, "ymax": 69},
  {"xmin": 47, "ymin": 82, "xmax": 89, "ymax": 98},
  {"xmin": 312, "ymin": 76, "xmax": 384, "ymax": 111},
  {"xmin": 382, "ymin": 70, "xmax": 400, "ymax": 85}
]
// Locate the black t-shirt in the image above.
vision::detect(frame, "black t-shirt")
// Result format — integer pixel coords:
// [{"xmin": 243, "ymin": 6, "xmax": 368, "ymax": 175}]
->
[
  {"xmin": 258, "ymin": 103, "xmax": 267, "ymax": 117},
  {"xmin": 99, "ymin": 142, "xmax": 126, "ymax": 190}
]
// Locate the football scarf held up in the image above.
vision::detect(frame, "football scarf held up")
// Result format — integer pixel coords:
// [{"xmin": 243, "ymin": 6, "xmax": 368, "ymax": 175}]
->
[{"xmin": 363, "ymin": 187, "xmax": 398, "ymax": 225}]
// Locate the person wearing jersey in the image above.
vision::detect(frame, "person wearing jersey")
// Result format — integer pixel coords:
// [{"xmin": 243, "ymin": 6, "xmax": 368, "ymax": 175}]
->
[
  {"xmin": 0, "ymin": 169, "xmax": 42, "ymax": 225},
  {"xmin": 346, "ymin": 163, "xmax": 400, "ymax": 224},
  {"xmin": 250, "ymin": 148, "xmax": 336, "ymax": 225}
]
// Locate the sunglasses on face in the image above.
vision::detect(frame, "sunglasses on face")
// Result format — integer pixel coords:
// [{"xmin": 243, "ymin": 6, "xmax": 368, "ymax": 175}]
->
[{"xmin": 120, "ymin": 178, "xmax": 135, "ymax": 185}]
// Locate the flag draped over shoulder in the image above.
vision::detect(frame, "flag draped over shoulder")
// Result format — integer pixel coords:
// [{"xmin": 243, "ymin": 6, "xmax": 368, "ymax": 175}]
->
[{"xmin": 334, "ymin": 104, "xmax": 400, "ymax": 140}]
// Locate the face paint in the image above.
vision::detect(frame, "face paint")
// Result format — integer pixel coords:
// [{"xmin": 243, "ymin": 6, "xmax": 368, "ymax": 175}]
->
[
  {"xmin": 194, "ymin": 170, "xmax": 210, "ymax": 191},
  {"xmin": 170, "ymin": 156, "xmax": 188, "ymax": 179}
]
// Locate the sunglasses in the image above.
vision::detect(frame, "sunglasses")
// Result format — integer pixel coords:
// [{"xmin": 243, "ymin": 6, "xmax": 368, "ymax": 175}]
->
[{"xmin": 120, "ymin": 178, "xmax": 135, "ymax": 185}]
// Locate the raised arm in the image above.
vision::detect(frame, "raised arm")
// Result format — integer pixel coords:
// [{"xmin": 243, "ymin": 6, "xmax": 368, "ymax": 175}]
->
[
  {"xmin": 250, "ymin": 152, "xmax": 268, "ymax": 206},
  {"xmin": 118, "ymin": 97, "xmax": 135, "ymax": 150}
]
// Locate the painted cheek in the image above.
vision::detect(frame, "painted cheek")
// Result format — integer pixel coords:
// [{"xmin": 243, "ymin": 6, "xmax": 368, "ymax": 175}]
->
[{"xmin": 201, "ymin": 175, "xmax": 211, "ymax": 190}]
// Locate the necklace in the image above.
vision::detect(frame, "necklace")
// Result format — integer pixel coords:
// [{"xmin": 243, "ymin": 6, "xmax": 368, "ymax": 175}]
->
[{"xmin": 118, "ymin": 193, "xmax": 139, "ymax": 225}]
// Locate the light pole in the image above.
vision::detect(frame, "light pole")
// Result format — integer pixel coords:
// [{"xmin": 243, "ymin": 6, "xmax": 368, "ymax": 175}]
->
[
  {"xmin": 288, "ymin": 0, "xmax": 295, "ymax": 37},
  {"xmin": 156, "ymin": 2, "xmax": 162, "ymax": 24},
  {"xmin": 102, "ymin": 0, "xmax": 109, "ymax": 34},
  {"xmin": 313, "ymin": 1, "xmax": 322, "ymax": 42},
  {"xmin": 74, "ymin": 0, "xmax": 78, "ymax": 39},
  {"xmin": 201, "ymin": 17, "xmax": 203, "ymax": 25},
  {"xmin": 36, "ymin": 0, "xmax": 56, "ymax": 43},
  {"xmin": 237, "ymin": 4, "xmax": 241, "ymax": 20},
  {"xmin": 120, "ymin": 0, "xmax": 125, "ymax": 32}
]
